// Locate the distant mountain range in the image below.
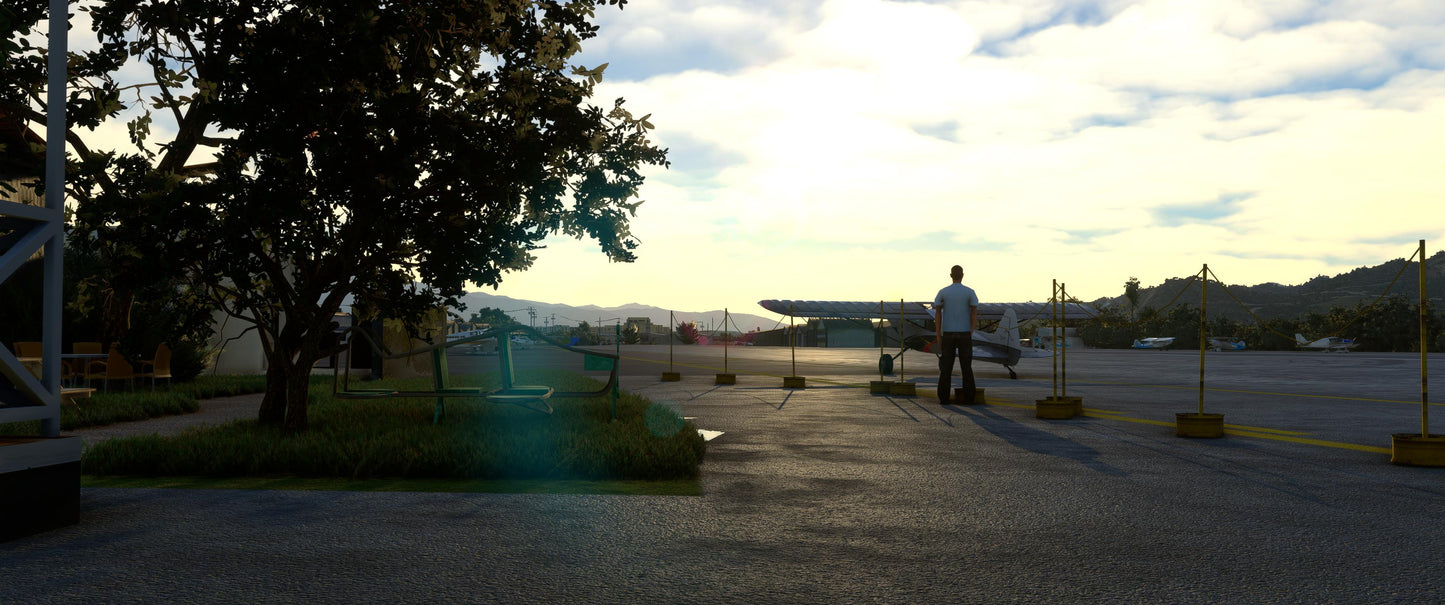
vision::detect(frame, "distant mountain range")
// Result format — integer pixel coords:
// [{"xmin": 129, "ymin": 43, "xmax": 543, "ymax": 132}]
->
[
  {"xmin": 456, "ymin": 291, "xmax": 781, "ymax": 333},
  {"xmin": 1090, "ymin": 251, "xmax": 1445, "ymax": 320},
  {"xmin": 457, "ymin": 251, "xmax": 1444, "ymax": 330}
]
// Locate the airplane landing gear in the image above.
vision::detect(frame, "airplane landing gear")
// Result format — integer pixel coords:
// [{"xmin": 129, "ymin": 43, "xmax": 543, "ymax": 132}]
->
[{"xmin": 1006, "ymin": 366, "xmax": 1018, "ymax": 379}]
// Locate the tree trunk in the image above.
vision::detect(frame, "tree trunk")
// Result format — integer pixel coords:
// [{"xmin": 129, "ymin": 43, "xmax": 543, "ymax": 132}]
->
[
  {"xmin": 258, "ymin": 360, "xmax": 289, "ymax": 427},
  {"xmin": 99, "ymin": 286, "xmax": 134, "ymax": 349},
  {"xmin": 283, "ymin": 358, "xmax": 314, "ymax": 432}
]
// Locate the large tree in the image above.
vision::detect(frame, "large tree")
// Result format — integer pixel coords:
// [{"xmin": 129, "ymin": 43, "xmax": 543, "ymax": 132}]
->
[{"xmin": 11, "ymin": 1, "xmax": 666, "ymax": 430}]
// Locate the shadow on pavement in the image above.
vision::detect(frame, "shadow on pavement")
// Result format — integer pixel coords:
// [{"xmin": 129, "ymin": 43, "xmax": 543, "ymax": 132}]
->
[{"xmin": 954, "ymin": 405, "xmax": 1127, "ymax": 477}]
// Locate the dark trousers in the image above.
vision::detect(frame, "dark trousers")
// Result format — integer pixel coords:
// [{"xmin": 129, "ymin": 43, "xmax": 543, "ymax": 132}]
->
[{"xmin": 938, "ymin": 332, "xmax": 975, "ymax": 404}]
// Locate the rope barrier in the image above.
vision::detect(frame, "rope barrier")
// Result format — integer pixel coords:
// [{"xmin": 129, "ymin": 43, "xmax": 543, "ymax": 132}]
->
[
  {"xmin": 1206, "ymin": 245, "xmax": 1421, "ymax": 344},
  {"xmin": 1087, "ymin": 270, "xmax": 1204, "ymax": 330}
]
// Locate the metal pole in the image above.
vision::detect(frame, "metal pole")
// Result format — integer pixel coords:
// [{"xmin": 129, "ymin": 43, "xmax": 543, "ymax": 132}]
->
[
  {"xmin": 1199, "ymin": 264, "xmax": 1208, "ymax": 415},
  {"xmin": 879, "ymin": 300, "xmax": 885, "ymax": 381},
  {"xmin": 1051, "ymin": 280, "xmax": 1058, "ymax": 399},
  {"xmin": 614, "ymin": 324, "xmax": 620, "ymax": 420},
  {"xmin": 41, "ymin": 0, "xmax": 68, "ymax": 438},
  {"xmin": 669, "ymin": 310, "xmax": 674, "ymax": 372},
  {"xmin": 1061, "ymin": 282, "xmax": 1068, "ymax": 397},
  {"xmin": 723, "ymin": 308, "xmax": 729, "ymax": 373},
  {"xmin": 899, "ymin": 298, "xmax": 905, "ymax": 383},
  {"xmin": 789, "ymin": 304, "xmax": 796, "ymax": 377},
  {"xmin": 1421, "ymin": 240, "xmax": 1430, "ymax": 437}
]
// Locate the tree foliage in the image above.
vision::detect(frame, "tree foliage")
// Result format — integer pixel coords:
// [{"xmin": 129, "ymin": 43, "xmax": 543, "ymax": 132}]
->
[
  {"xmin": 1076, "ymin": 297, "xmax": 1443, "ymax": 352},
  {"xmin": 466, "ymin": 307, "xmax": 513, "ymax": 327},
  {"xmin": 675, "ymin": 321, "xmax": 699, "ymax": 345},
  {"xmin": 571, "ymin": 321, "xmax": 598, "ymax": 346},
  {"xmin": 10, "ymin": 1, "xmax": 666, "ymax": 431}
]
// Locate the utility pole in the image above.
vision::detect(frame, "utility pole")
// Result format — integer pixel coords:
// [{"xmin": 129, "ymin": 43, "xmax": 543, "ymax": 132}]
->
[{"xmin": 528, "ymin": 306, "xmax": 536, "ymax": 329}]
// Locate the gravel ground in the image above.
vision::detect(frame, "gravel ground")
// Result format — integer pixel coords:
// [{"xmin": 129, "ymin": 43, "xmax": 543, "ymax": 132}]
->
[
  {"xmin": 67, "ymin": 393, "xmax": 261, "ymax": 450},
  {"xmin": 5, "ymin": 351, "xmax": 1443, "ymax": 603}
]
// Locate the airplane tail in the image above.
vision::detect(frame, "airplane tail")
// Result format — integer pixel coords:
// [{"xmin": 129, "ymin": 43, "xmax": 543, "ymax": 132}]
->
[
  {"xmin": 1294, "ymin": 333, "xmax": 1309, "ymax": 344},
  {"xmin": 999, "ymin": 308, "xmax": 1020, "ymax": 349}
]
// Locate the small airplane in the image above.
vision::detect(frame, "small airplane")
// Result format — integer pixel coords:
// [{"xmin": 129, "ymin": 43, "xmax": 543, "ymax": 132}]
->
[
  {"xmin": 446, "ymin": 329, "xmax": 497, "ymax": 355},
  {"xmin": 758, "ymin": 300, "xmax": 1096, "ymax": 379},
  {"xmin": 1206, "ymin": 336, "xmax": 1246, "ymax": 352},
  {"xmin": 1131, "ymin": 337, "xmax": 1175, "ymax": 350},
  {"xmin": 1295, "ymin": 333, "xmax": 1359, "ymax": 352}
]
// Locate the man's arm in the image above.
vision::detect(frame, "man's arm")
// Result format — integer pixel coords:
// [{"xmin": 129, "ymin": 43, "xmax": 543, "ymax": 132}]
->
[{"xmin": 934, "ymin": 295, "xmax": 944, "ymax": 339}]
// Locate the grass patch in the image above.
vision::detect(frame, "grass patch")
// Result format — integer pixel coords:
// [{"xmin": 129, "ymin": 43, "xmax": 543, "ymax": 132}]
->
[
  {"xmin": 0, "ymin": 375, "xmax": 273, "ymax": 436},
  {"xmin": 0, "ymin": 390, "xmax": 200, "ymax": 434},
  {"xmin": 82, "ymin": 369, "xmax": 706, "ymax": 483},
  {"xmin": 172, "ymin": 374, "xmax": 271, "ymax": 399},
  {"xmin": 0, "ymin": 374, "xmax": 277, "ymax": 436}
]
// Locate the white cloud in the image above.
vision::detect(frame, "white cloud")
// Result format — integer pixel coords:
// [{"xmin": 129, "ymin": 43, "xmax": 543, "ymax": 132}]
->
[
  {"xmin": 519, "ymin": 0, "xmax": 1445, "ymax": 315},
  {"xmin": 1005, "ymin": 2, "xmax": 1398, "ymax": 97},
  {"xmin": 38, "ymin": 0, "xmax": 1445, "ymax": 316}
]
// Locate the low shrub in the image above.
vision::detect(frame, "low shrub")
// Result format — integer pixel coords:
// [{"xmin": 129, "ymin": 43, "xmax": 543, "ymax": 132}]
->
[{"xmin": 82, "ymin": 369, "xmax": 706, "ymax": 481}]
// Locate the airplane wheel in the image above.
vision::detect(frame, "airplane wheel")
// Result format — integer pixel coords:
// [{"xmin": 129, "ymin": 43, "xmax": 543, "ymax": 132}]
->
[{"xmin": 1007, "ymin": 367, "xmax": 1018, "ymax": 380}]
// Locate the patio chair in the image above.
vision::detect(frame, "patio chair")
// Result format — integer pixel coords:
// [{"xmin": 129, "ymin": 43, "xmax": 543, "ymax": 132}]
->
[
  {"xmin": 86, "ymin": 348, "xmax": 136, "ymax": 392},
  {"xmin": 68, "ymin": 342, "xmax": 104, "ymax": 385},
  {"xmin": 13, "ymin": 341, "xmax": 42, "ymax": 357},
  {"xmin": 136, "ymin": 343, "xmax": 173, "ymax": 390}
]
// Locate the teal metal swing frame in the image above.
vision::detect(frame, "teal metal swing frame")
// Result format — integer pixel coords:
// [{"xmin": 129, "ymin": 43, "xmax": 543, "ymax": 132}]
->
[{"xmin": 332, "ymin": 323, "xmax": 620, "ymax": 424}]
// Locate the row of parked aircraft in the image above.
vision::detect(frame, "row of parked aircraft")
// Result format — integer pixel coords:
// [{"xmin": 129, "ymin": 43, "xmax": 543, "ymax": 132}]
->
[
  {"xmin": 1131, "ymin": 334, "xmax": 1359, "ymax": 352},
  {"xmin": 443, "ymin": 330, "xmax": 534, "ymax": 355}
]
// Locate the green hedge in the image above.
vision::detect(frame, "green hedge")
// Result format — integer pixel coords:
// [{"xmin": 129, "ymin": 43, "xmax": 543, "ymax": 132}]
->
[{"xmin": 81, "ymin": 369, "xmax": 706, "ymax": 481}]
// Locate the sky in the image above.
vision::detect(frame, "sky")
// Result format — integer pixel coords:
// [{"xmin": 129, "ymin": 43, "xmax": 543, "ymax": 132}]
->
[
  {"xmin": 488, "ymin": 0, "xmax": 1445, "ymax": 320},
  {"xmin": 48, "ymin": 0, "xmax": 1445, "ymax": 323}
]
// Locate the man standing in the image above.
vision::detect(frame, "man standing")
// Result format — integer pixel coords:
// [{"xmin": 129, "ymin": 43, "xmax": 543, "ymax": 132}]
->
[{"xmin": 934, "ymin": 265, "xmax": 978, "ymax": 405}]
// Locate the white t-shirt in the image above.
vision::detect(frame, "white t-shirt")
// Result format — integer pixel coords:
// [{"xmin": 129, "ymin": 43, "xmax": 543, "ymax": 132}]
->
[{"xmin": 934, "ymin": 283, "xmax": 978, "ymax": 332}]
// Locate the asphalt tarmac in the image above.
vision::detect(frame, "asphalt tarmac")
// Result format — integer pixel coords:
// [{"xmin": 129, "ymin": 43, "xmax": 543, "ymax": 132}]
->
[{"xmin": 3, "ymin": 345, "xmax": 1443, "ymax": 603}]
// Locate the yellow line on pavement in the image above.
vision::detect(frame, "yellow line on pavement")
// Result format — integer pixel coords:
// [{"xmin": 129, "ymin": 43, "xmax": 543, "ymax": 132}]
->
[
  {"xmin": 1221, "ymin": 431, "xmax": 1391, "ymax": 454},
  {"xmin": 1070, "ymin": 380, "xmax": 1440, "ymax": 407},
  {"xmin": 614, "ymin": 358, "xmax": 1395, "ymax": 455},
  {"xmin": 984, "ymin": 395, "xmax": 1387, "ymax": 454},
  {"xmin": 1221, "ymin": 424, "xmax": 1309, "ymax": 436}
]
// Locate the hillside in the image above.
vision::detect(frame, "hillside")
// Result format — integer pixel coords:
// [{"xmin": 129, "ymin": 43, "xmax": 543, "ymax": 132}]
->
[
  {"xmin": 457, "ymin": 291, "xmax": 780, "ymax": 333},
  {"xmin": 1089, "ymin": 251, "xmax": 1445, "ymax": 320}
]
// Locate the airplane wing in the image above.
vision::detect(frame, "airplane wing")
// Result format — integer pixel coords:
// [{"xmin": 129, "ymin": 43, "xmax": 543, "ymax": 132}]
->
[
  {"xmin": 760, "ymin": 300, "xmax": 1092, "ymax": 379},
  {"xmin": 757, "ymin": 300, "xmax": 1096, "ymax": 322}
]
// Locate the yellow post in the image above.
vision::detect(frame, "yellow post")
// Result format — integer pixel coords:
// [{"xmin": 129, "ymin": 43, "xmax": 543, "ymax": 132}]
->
[
  {"xmin": 1051, "ymin": 279, "xmax": 1059, "ymax": 399},
  {"xmin": 790, "ymin": 303, "xmax": 796, "ymax": 377},
  {"xmin": 1199, "ymin": 264, "xmax": 1208, "ymax": 415},
  {"xmin": 1061, "ymin": 282, "xmax": 1068, "ymax": 397},
  {"xmin": 899, "ymin": 298, "xmax": 906, "ymax": 383},
  {"xmin": 1421, "ymin": 240, "xmax": 1430, "ymax": 437}
]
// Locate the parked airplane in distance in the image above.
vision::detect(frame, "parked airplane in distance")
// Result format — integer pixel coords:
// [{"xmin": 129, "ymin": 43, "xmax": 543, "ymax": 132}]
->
[
  {"xmin": 1206, "ymin": 336, "xmax": 1246, "ymax": 351},
  {"xmin": 757, "ymin": 299, "xmax": 1096, "ymax": 379},
  {"xmin": 1131, "ymin": 337, "xmax": 1175, "ymax": 350},
  {"xmin": 1295, "ymin": 333, "xmax": 1359, "ymax": 352},
  {"xmin": 446, "ymin": 329, "xmax": 497, "ymax": 355}
]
